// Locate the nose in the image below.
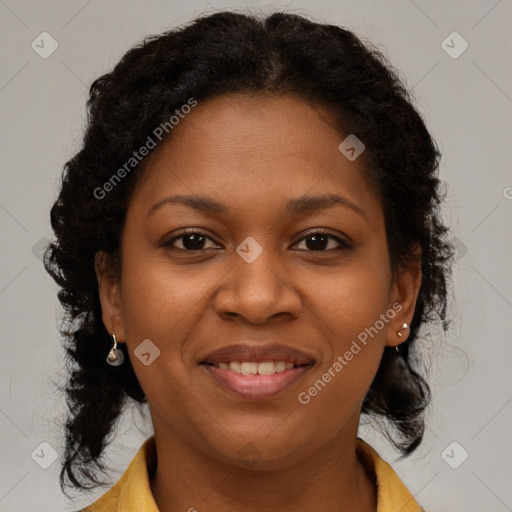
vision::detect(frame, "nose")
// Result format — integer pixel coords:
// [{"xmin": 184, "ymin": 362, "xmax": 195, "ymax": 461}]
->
[{"xmin": 214, "ymin": 248, "xmax": 302, "ymax": 325}]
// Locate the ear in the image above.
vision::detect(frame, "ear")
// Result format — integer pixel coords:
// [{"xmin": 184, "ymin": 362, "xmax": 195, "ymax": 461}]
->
[
  {"xmin": 95, "ymin": 251, "xmax": 126, "ymax": 343},
  {"xmin": 385, "ymin": 245, "xmax": 422, "ymax": 348}
]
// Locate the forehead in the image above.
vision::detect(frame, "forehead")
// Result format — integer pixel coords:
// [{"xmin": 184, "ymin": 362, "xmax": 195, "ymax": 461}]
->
[
  {"xmin": 130, "ymin": 93, "xmax": 381, "ymax": 221},
  {"xmin": 155, "ymin": 93, "xmax": 350, "ymax": 167}
]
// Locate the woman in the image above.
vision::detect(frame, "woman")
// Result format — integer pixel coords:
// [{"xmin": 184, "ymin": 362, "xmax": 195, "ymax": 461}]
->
[{"xmin": 45, "ymin": 10, "xmax": 454, "ymax": 512}]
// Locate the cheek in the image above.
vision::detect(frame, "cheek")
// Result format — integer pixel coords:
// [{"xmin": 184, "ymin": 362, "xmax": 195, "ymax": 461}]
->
[
  {"xmin": 296, "ymin": 248, "xmax": 392, "ymax": 407},
  {"xmin": 117, "ymin": 248, "xmax": 205, "ymax": 397},
  {"xmin": 295, "ymin": 274, "xmax": 389, "ymax": 431},
  {"xmin": 303, "ymin": 243, "xmax": 392, "ymax": 341},
  {"xmin": 118, "ymin": 255, "xmax": 206, "ymax": 426},
  {"xmin": 120, "ymin": 248, "xmax": 207, "ymax": 341}
]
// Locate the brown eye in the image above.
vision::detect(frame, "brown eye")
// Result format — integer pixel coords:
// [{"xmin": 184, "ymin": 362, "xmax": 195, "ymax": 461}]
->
[
  {"xmin": 163, "ymin": 231, "xmax": 219, "ymax": 252},
  {"xmin": 294, "ymin": 231, "xmax": 351, "ymax": 252},
  {"xmin": 162, "ymin": 229, "xmax": 351, "ymax": 253}
]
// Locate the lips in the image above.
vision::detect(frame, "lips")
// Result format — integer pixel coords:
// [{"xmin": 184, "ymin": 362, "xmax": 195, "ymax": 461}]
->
[{"xmin": 199, "ymin": 343, "xmax": 315, "ymax": 399}]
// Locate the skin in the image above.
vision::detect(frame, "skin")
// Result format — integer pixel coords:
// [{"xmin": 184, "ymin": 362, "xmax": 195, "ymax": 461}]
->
[{"xmin": 96, "ymin": 93, "xmax": 421, "ymax": 512}]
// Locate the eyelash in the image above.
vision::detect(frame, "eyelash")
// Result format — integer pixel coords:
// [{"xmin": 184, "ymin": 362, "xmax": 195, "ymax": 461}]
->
[{"xmin": 162, "ymin": 229, "xmax": 351, "ymax": 253}]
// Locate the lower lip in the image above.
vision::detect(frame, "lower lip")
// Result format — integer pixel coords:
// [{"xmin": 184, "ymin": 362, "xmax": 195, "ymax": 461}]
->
[{"xmin": 201, "ymin": 364, "xmax": 312, "ymax": 399}]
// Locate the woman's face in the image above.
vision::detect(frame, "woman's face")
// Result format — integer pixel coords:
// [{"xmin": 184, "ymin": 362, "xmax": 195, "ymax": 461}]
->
[{"xmin": 98, "ymin": 93, "xmax": 420, "ymax": 469}]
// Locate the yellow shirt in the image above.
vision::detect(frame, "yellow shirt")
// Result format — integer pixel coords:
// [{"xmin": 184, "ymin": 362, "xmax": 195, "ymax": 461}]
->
[{"xmin": 82, "ymin": 436, "xmax": 424, "ymax": 511}]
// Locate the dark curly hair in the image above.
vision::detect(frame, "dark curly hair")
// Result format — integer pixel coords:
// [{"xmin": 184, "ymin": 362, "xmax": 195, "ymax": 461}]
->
[{"xmin": 44, "ymin": 9, "xmax": 454, "ymax": 496}]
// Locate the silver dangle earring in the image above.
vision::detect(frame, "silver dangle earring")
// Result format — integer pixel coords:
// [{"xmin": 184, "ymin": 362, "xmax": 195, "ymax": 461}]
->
[{"xmin": 106, "ymin": 331, "xmax": 124, "ymax": 366}]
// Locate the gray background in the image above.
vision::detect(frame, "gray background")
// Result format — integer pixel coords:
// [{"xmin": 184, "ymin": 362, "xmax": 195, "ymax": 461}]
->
[{"xmin": 1, "ymin": 1, "xmax": 511, "ymax": 511}]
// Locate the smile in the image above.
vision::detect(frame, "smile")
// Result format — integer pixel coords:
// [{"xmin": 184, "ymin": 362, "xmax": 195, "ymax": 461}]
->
[{"xmin": 201, "ymin": 361, "xmax": 313, "ymax": 399}]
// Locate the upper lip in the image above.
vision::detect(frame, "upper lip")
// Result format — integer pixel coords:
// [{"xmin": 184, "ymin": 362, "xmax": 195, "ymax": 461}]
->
[{"xmin": 200, "ymin": 344, "xmax": 315, "ymax": 366}]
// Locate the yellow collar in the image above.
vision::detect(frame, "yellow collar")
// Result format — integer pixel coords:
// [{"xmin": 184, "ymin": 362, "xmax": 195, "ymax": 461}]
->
[{"xmin": 84, "ymin": 436, "xmax": 424, "ymax": 511}]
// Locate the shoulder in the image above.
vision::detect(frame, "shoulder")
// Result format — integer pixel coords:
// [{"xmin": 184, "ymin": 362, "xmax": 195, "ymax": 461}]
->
[
  {"xmin": 81, "ymin": 436, "xmax": 158, "ymax": 512},
  {"xmin": 356, "ymin": 438, "xmax": 426, "ymax": 512}
]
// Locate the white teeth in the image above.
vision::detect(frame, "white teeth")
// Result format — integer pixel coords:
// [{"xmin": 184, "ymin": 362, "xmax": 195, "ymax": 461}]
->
[
  {"xmin": 229, "ymin": 361, "xmax": 241, "ymax": 373},
  {"xmin": 241, "ymin": 362, "xmax": 258, "ymax": 375},
  {"xmin": 257, "ymin": 361, "xmax": 275, "ymax": 375},
  {"xmin": 274, "ymin": 361, "xmax": 286, "ymax": 372},
  {"xmin": 216, "ymin": 361, "xmax": 296, "ymax": 374}
]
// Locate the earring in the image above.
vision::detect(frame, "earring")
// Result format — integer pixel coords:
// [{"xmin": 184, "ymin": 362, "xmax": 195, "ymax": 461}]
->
[
  {"xmin": 396, "ymin": 323, "xmax": 408, "ymax": 353},
  {"xmin": 106, "ymin": 331, "xmax": 124, "ymax": 366},
  {"xmin": 396, "ymin": 323, "xmax": 408, "ymax": 337}
]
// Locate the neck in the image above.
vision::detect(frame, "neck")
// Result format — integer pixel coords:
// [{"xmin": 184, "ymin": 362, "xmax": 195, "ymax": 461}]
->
[{"xmin": 149, "ymin": 414, "xmax": 377, "ymax": 512}]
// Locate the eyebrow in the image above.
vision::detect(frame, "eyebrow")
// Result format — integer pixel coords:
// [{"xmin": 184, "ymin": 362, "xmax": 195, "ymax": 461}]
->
[{"xmin": 147, "ymin": 193, "xmax": 366, "ymax": 219}]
